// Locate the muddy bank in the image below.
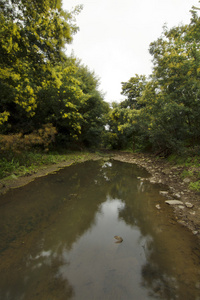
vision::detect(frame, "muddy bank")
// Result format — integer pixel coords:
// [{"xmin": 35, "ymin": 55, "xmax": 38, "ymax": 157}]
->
[{"xmin": 0, "ymin": 151, "xmax": 200, "ymax": 238}]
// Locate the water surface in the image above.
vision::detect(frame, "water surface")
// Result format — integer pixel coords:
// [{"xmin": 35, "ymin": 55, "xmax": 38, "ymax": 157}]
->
[{"xmin": 0, "ymin": 160, "xmax": 200, "ymax": 299}]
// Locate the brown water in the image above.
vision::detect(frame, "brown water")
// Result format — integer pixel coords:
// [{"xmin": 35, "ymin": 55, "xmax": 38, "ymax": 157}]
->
[{"xmin": 0, "ymin": 160, "xmax": 200, "ymax": 300}]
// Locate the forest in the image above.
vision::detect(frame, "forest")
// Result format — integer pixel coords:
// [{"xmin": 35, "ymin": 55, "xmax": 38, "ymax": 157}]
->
[{"xmin": 0, "ymin": 0, "xmax": 200, "ymax": 172}]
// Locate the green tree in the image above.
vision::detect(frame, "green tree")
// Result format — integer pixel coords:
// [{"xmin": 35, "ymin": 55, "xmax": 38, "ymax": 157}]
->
[
  {"xmin": 147, "ymin": 7, "xmax": 200, "ymax": 153},
  {"xmin": 121, "ymin": 74, "xmax": 147, "ymax": 109},
  {"xmin": 0, "ymin": 0, "xmax": 81, "ymax": 131},
  {"xmin": 105, "ymin": 75, "xmax": 147, "ymax": 150},
  {"xmin": 106, "ymin": 5, "xmax": 200, "ymax": 154},
  {"xmin": 76, "ymin": 64, "xmax": 109, "ymax": 148},
  {"xmin": 33, "ymin": 58, "xmax": 86, "ymax": 144},
  {"xmin": 103, "ymin": 102, "xmax": 140, "ymax": 150}
]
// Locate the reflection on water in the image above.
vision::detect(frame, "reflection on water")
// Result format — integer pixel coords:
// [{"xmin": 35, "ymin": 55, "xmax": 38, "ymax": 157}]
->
[{"xmin": 0, "ymin": 160, "xmax": 200, "ymax": 299}]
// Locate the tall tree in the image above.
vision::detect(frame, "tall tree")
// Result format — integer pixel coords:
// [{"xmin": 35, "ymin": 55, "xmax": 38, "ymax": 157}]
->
[
  {"xmin": 76, "ymin": 64, "xmax": 109, "ymax": 148},
  {"xmin": 148, "ymin": 7, "xmax": 200, "ymax": 152},
  {"xmin": 0, "ymin": 0, "xmax": 81, "ymax": 131},
  {"xmin": 121, "ymin": 74, "xmax": 147, "ymax": 109},
  {"xmin": 107, "ymin": 4, "xmax": 200, "ymax": 154}
]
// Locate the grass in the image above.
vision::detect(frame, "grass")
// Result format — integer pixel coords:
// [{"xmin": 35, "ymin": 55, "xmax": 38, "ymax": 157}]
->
[
  {"xmin": 0, "ymin": 150, "xmax": 92, "ymax": 180},
  {"xmin": 189, "ymin": 180, "xmax": 200, "ymax": 191},
  {"xmin": 167, "ymin": 152, "xmax": 200, "ymax": 191}
]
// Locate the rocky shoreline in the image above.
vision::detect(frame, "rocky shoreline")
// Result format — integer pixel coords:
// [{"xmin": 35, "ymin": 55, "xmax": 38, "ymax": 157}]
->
[{"xmin": 112, "ymin": 152, "xmax": 200, "ymax": 239}]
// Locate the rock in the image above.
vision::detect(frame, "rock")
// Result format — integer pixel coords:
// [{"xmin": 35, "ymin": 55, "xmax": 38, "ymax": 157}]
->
[
  {"xmin": 193, "ymin": 231, "xmax": 198, "ymax": 235},
  {"xmin": 114, "ymin": 236, "xmax": 123, "ymax": 243},
  {"xmin": 165, "ymin": 200, "xmax": 184, "ymax": 205},
  {"xmin": 183, "ymin": 177, "xmax": 191, "ymax": 183},
  {"xmin": 149, "ymin": 177, "xmax": 156, "ymax": 184},
  {"xmin": 163, "ymin": 168, "xmax": 171, "ymax": 175},
  {"xmin": 177, "ymin": 220, "xmax": 186, "ymax": 225},
  {"xmin": 185, "ymin": 202, "xmax": 194, "ymax": 208},
  {"xmin": 159, "ymin": 191, "xmax": 168, "ymax": 196},
  {"xmin": 156, "ymin": 204, "xmax": 161, "ymax": 210},
  {"xmin": 178, "ymin": 205, "xmax": 185, "ymax": 209},
  {"xmin": 140, "ymin": 178, "xmax": 146, "ymax": 181},
  {"xmin": 169, "ymin": 186, "xmax": 175, "ymax": 192},
  {"xmin": 173, "ymin": 193, "xmax": 181, "ymax": 199}
]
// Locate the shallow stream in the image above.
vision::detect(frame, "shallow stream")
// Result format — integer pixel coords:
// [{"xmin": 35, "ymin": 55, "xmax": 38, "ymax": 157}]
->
[{"xmin": 0, "ymin": 160, "xmax": 200, "ymax": 299}]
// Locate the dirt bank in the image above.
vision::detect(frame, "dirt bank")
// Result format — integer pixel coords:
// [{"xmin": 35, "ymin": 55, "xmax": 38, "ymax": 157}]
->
[{"xmin": 0, "ymin": 151, "xmax": 200, "ymax": 238}]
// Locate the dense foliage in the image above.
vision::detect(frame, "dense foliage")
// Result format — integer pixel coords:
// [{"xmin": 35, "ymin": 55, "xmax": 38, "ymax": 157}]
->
[
  {"xmin": 105, "ymin": 4, "xmax": 200, "ymax": 155},
  {"xmin": 1, "ymin": 1, "xmax": 200, "ymax": 157},
  {"xmin": 0, "ymin": 0, "xmax": 108, "ymax": 151}
]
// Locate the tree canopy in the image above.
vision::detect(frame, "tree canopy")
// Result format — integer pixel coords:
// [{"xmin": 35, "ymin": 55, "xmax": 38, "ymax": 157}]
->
[
  {"xmin": 105, "ymin": 4, "xmax": 200, "ymax": 155},
  {"xmin": 1, "ymin": 1, "xmax": 200, "ymax": 154},
  {"xmin": 0, "ymin": 0, "xmax": 108, "ymax": 150}
]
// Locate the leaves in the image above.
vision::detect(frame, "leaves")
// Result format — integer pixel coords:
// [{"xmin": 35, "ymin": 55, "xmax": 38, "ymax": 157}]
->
[
  {"xmin": 106, "ymin": 5, "xmax": 200, "ymax": 153},
  {"xmin": 0, "ymin": 1, "xmax": 107, "ymax": 149}
]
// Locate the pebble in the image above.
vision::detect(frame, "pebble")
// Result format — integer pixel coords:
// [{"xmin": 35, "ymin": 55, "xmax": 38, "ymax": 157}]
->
[
  {"xmin": 149, "ymin": 178, "xmax": 156, "ymax": 184},
  {"xmin": 163, "ymin": 169, "xmax": 171, "ymax": 175},
  {"xmin": 183, "ymin": 177, "xmax": 191, "ymax": 183},
  {"xmin": 178, "ymin": 205, "xmax": 185, "ymax": 209},
  {"xmin": 185, "ymin": 202, "xmax": 194, "ymax": 208},
  {"xmin": 156, "ymin": 204, "xmax": 161, "ymax": 210},
  {"xmin": 193, "ymin": 231, "xmax": 198, "ymax": 235},
  {"xmin": 159, "ymin": 191, "xmax": 168, "ymax": 196},
  {"xmin": 173, "ymin": 193, "xmax": 181, "ymax": 199}
]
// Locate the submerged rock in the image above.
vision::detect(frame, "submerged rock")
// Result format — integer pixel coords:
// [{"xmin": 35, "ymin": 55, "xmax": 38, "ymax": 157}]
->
[
  {"xmin": 156, "ymin": 204, "xmax": 161, "ymax": 210},
  {"xmin": 193, "ymin": 231, "xmax": 198, "ymax": 235},
  {"xmin": 114, "ymin": 236, "xmax": 123, "ymax": 243}
]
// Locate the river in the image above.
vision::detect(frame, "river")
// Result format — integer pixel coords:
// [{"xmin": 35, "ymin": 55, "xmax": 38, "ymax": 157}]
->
[{"xmin": 0, "ymin": 160, "xmax": 199, "ymax": 299}]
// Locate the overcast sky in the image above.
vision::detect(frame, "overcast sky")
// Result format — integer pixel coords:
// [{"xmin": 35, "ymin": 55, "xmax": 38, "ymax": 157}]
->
[{"xmin": 63, "ymin": 0, "xmax": 199, "ymax": 103}]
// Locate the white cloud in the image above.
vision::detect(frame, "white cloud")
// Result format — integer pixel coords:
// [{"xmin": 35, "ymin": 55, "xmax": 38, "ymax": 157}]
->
[{"xmin": 63, "ymin": 0, "xmax": 199, "ymax": 103}]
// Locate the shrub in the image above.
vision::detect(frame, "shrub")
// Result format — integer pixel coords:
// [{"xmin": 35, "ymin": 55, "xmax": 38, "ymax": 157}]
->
[{"xmin": 0, "ymin": 123, "xmax": 57, "ymax": 153}]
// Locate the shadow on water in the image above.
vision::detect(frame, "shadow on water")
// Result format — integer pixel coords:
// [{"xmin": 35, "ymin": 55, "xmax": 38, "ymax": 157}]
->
[{"xmin": 0, "ymin": 160, "xmax": 200, "ymax": 299}]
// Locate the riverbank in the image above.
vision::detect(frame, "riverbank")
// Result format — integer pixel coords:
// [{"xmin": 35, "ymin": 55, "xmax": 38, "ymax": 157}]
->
[
  {"xmin": 112, "ymin": 152, "xmax": 200, "ymax": 239},
  {"xmin": 0, "ymin": 152, "xmax": 101, "ymax": 195},
  {"xmin": 0, "ymin": 150, "xmax": 200, "ymax": 238}
]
